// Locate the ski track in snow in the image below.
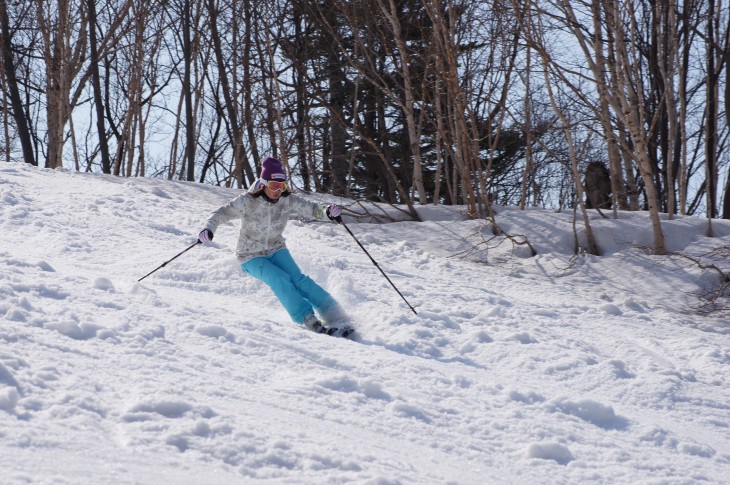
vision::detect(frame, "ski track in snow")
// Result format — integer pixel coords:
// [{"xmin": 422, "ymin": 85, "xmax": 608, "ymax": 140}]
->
[{"xmin": 1, "ymin": 164, "xmax": 729, "ymax": 484}]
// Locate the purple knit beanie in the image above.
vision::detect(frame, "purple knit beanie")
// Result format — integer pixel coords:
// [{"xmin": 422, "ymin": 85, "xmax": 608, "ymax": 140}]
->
[{"xmin": 260, "ymin": 157, "xmax": 286, "ymax": 181}]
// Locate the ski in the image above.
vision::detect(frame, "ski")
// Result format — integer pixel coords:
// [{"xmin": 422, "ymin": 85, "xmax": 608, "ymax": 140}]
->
[{"xmin": 326, "ymin": 325, "xmax": 356, "ymax": 339}]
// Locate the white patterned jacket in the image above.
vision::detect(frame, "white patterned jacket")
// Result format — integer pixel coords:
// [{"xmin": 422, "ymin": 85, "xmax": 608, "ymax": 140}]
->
[{"xmin": 203, "ymin": 183, "xmax": 331, "ymax": 262}]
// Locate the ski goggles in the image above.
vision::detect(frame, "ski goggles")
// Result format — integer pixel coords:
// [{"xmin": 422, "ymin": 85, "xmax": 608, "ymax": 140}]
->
[{"xmin": 265, "ymin": 180, "xmax": 288, "ymax": 192}]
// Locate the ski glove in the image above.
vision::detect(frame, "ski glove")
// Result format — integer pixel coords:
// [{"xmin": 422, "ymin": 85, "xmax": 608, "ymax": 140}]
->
[
  {"xmin": 198, "ymin": 229, "xmax": 213, "ymax": 243},
  {"xmin": 326, "ymin": 204, "xmax": 341, "ymax": 221}
]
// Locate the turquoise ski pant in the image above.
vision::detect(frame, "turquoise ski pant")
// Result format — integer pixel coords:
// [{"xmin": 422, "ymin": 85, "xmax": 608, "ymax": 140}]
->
[{"xmin": 242, "ymin": 248, "xmax": 335, "ymax": 324}]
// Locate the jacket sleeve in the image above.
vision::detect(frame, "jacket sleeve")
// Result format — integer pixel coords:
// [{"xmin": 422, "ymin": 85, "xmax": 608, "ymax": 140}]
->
[
  {"xmin": 289, "ymin": 194, "xmax": 330, "ymax": 222},
  {"xmin": 203, "ymin": 195, "xmax": 246, "ymax": 234}
]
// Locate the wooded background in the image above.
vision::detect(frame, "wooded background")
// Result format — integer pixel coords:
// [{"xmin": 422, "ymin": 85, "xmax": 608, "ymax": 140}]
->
[{"xmin": 1, "ymin": 0, "xmax": 729, "ymax": 253}]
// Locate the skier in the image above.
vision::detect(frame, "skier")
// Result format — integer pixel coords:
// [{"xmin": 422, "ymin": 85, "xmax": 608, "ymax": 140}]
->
[{"xmin": 197, "ymin": 156, "xmax": 349, "ymax": 336}]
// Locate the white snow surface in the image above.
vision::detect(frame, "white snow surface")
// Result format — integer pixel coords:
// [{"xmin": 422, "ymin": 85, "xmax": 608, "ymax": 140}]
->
[{"xmin": 1, "ymin": 163, "xmax": 729, "ymax": 484}]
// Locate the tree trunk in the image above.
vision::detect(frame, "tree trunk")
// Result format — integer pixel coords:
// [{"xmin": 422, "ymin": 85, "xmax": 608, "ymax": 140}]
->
[
  {"xmin": 207, "ymin": 0, "xmax": 254, "ymax": 187},
  {"xmin": 87, "ymin": 0, "xmax": 111, "ymax": 174},
  {"xmin": 38, "ymin": 0, "xmax": 71, "ymax": 169},
  {"xmin": 657, "ymin": 0, "xmax": 678, "ymax": 218},
  {"xmin": 705, "ymin": 0, "xmax": 720, "ymax": 223},
  {"xmin": 292, "ymin": 4, "xmax": 311, "ymax": 191},
  {"xmin": 327, "ymin": 47, "xmax": 348, "ymax": 196},
  {"xmin": 242, "ymin": 0, "xmax": 259, "ymax": 184},
  {"xmin": 182, "ymin": 0, "xmax": 196, "ymax": 182},
  {"xmin": 724, "ymin": 11, "xmax": 730, "ymax": 219},
  {"xmin": 0, "ymin": 0, "xmax": 35, "ymax": 165},
  {"xmin": 520, "ymin": 46, "xmax": 533, "ymax": 209},
  {"xmin": 378, "ymin": 0, "xmax": 426, "ymax": 204},
  {"xmin": 537, "ymin": 36, "xmax": 600, "ymax": 255}
]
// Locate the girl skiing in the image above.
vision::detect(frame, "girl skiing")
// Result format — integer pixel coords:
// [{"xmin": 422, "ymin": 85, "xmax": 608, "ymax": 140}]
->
[{"xmin": 198, "ymin": 156, "xmax": 349, "ymax": 336}]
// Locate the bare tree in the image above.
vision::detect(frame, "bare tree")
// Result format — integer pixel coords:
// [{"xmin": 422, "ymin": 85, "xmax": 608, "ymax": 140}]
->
[
  {"xmin": 604, "ymin": 0, "xmax": 666, "ymax": 252},
  {"xmin": 704, "ymin": 0, "xmax": 722, "ymax": 231},
  {"xmin": 206, "ymin": 0, "xmax": 255, "ymax": 187},
  {"xmin": 519, "ymin": 2, "xmax": 600, "ymax": 254},
  {"xmin": 87, "ymin": 0, "xmax": 111, "ymax": 173},
  {"xmin": 35, "ymin": 0, "xmax": 89, "ymax": 169},
  {"xmin": 1, "ymin": 0, "xmax": 726, "ymax": 233},
  {"xmin": 376, "ymin": 0, "xmax": 427, "ymax": 204},
  {"xmin": 518, "ymin": 0, "xmax": 666, "ymax": 253},
  {"xmin": 656, "ymin": 0, "xmax": 679, "ymax": 219},
  {"xmin": 181, "ymin": 0, "xmax": 196, "ymax": 181},
  {"xmin": 0, "ymin": 0, "xmax": 35, "ymax": 165}
]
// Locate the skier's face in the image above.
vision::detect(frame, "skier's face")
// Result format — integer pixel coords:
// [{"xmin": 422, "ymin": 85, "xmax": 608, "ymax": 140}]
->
[
  {"xmin": 263, "ymin": 181, "xmax": 285, "ymax": 200},
  {"xmin": 264, "ymin": 185, "xmax": 282, "ymax": 200}
]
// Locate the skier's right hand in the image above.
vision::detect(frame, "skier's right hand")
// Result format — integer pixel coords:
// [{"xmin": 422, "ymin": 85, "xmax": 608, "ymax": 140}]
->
[{"xmin": 198, "ymin": 229, "xmax": 213, "ymax": 243}]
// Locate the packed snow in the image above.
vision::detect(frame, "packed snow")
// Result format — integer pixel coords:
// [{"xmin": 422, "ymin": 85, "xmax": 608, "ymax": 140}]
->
[{"xmin": 1, "ymin": 163, "xmax": 729, "ymax": 484}]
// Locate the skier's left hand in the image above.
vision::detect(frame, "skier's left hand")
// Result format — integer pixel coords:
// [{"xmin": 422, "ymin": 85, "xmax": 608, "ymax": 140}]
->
[
  {"xmin": 326, "ymin": 204, "xmax": 341, "ymax": 221},
  {"xmin": 198, "ymin": 229, "xmax": 213, "ymax": 243}
]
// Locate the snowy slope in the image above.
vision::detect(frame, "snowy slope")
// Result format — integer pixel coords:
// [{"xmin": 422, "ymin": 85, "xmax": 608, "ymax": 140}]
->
[{"xmin": 1, "ymin": 163, "xmax": 729, "ymax": 484}]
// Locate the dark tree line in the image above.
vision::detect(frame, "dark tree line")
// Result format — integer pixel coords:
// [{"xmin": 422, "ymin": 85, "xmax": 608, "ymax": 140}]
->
[{"xmin": 1, "ymin": 0, "xmax": 730, "ymax": 252}]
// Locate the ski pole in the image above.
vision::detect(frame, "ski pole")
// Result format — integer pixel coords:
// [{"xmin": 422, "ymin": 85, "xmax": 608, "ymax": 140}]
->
[
  {"xmin": 336, "ymin": 217, "xmax": 418, "ymax": 315},
  {"xmin": 138, "ymin": 240, "xmax": 201, "ymax": 282}
]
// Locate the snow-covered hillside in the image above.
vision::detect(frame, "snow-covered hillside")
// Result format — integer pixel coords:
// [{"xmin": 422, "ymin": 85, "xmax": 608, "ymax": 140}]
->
[{"xmin": 1, "ymin": 163, "xmax": 729, "ymax": 484}]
